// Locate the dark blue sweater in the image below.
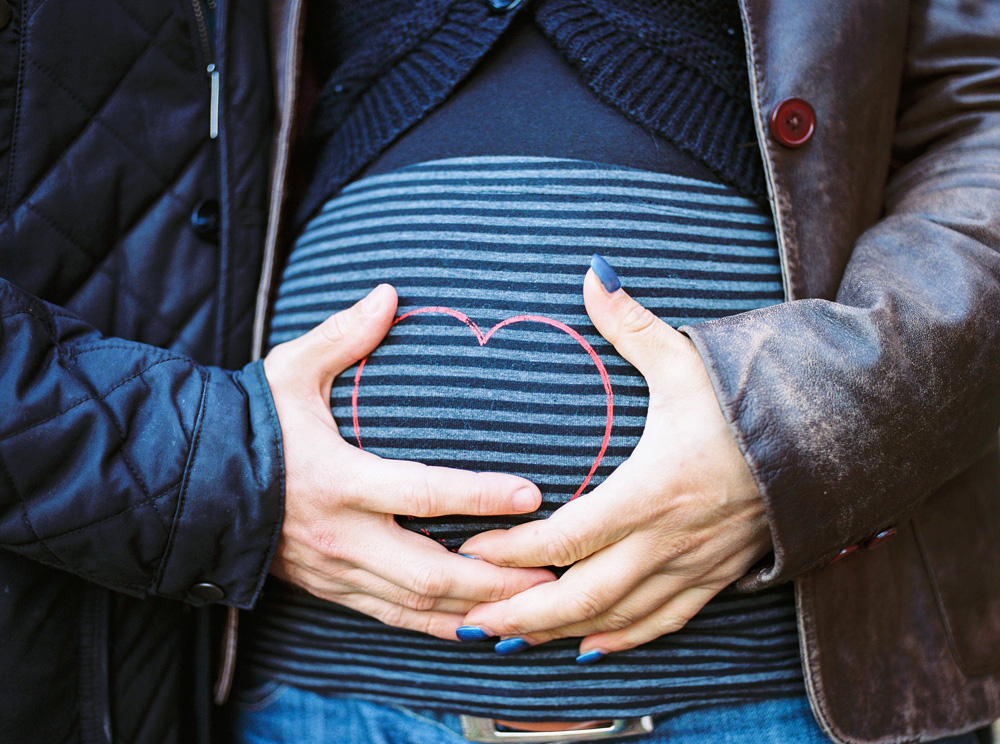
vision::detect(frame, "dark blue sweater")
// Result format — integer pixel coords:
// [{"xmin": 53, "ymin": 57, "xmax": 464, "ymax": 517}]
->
[{"xmin": 296, "ymin": 0, "xmax": 765, "ymax": 228}]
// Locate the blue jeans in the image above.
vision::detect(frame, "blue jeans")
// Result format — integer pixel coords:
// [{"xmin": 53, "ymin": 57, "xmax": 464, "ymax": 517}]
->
[{"xmin": 228, "ymin": 681, "xmax": 980, "ymax": 744}]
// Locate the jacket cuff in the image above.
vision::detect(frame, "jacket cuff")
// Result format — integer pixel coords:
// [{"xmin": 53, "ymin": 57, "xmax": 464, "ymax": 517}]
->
[
  {"xmin": 680, "ymin": 311, "xmax": 896, "ymax": 590},
  {"xmin": 153, "ymin": 360, "xmax": 285, "ymax": 608}
]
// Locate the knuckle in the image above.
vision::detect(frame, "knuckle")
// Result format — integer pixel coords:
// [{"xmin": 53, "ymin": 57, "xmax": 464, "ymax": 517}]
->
[
  {"xmin": 567, "ymin": 588, "xmax": 609, "ymax": 621},
  {"xmin": 377, "ymin": 603, "xmax": 408, "ymax": 630},
  {"xmin": 417, "ymin": 612, "xmax": 445, "ymax": 639},
  {"xmin": 656, "ymin": 612, "xmax": 690, "ymax": 635},
  {"xmin": 410, "ymin": 562, "xmax": 451, "ymax": 598},
  {"xmin": 542, "ymin": 525, "xmax": 580, "ymax": 567},
  {"xmin": 405, "ymin": 468, "xmax": 437, "ymax": 517},
  {"xmin": 662, "ymin": 533, "xmax": 698, "ymax": 562},
  {"xmin": 397, "ymin": 588, "xmax": 437, "ymax": 612},
  {"xmin": 471, "ymin": 476, "xmax": 494, "ymax": 515},
  {"xmin": 486, "ymin": 574, "xmax": 517, "ymax": 604},
  {"xmin": 307, "ymin": 525, "xmax": 340, "ymax": 558},
  {"xmin": 596, "ymin": 608, "xmax": 634, "ymax": 632},
  {"xmin": 318, "ymin": 311, "xmax": 351, "ymax": 345},
  {"xmin": 620, "ymin": 302, "xmax": 658, "ymax": 339}
]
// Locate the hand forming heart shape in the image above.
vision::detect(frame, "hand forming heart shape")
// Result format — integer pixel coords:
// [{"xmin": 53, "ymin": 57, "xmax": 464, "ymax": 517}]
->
[{"xmin": 351, "ymin": 306, "xmax": 614, "ymax": 500}]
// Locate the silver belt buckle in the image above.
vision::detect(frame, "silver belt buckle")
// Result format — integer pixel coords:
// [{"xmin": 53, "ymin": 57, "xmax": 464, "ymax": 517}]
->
[{"xmin": 459, "ymin": 715, "xmax": 655, "ymax": 743}]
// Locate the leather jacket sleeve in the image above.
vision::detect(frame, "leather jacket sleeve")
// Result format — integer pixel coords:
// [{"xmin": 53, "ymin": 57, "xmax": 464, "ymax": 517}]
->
[
  {"xmin": 0, "ymin": 279, "xmax": 285, "ymax": 608},
  {"xmin": 682, "ymin": 0, "xmax": 1000, "ymax": 588}
]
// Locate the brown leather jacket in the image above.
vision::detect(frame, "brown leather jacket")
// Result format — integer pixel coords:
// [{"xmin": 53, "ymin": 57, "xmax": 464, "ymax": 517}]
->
[{"xmin": 251, "ymin": 1, "xmax": 1000, "ymax": 742}]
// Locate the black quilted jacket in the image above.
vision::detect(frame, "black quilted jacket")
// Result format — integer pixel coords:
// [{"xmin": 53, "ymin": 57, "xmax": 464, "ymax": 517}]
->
[{"xmin": 0, "ymin": 1, "xmax": 280, "ymax": 742}]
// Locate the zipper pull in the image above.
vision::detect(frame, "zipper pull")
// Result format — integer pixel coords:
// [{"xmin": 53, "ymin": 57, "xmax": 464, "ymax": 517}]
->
[{"xmin": 208, "ymin": 63, "xmax": 220, "ymax": 139}]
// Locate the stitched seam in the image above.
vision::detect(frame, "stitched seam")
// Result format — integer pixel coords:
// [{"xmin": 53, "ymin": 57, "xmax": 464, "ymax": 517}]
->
[
  {"xmin": 22, "ymin": 146, "xmax": 209, "ymax": 337},
  {"xmin": 5, "ymin": 9, "xmax": 171, "ymax": 212},
  {"xmin": 159, "ymin": 288, "xmax": 217, "ymax": 350},
  {"xmin": 56, "ymin": 343, "xmax": 173, "ymax": 533},
  {"xmin": 25, "ymin": 0, "xmax": 54, "ymax": 23},
  {"xmin": 0, "ymin": 357, "xmax": 192, "ymax": 442},
  {"xmin": 67, "ymin": 343, "xmax": 187, "ymax": 358},
  {"xmin": 4, "ymin": 0, "xmax": 29, "ymax": 219},
  {"xmin": 105, "ymin": 0, "xmax": 201, "ymax": 79},
  {"xmin": 0, "ymin": 447, "xmax": 67, "ymax": 568},
  {"xmin": 55, "ymin": 144, "xmax": 210, "ymax": 338},
  {"xmin": 1, "ymin": 310, "xmax": 40, "ymax": 323},
  {"xmin": 21, "ymin": 201, "xmax": 102, "ymax": 260},
  {"xmin": 6, "ymin": 482, "xmax": 181, "ymax": 547},
  {"xmin": 25, "ymin": 56, "xmax": 188, "ymax": 208},
  {"xmin": 88, "ymin": 265, "xmax": 203, "ymax": 337},
  {"xmin": 153, "ymin": 366, "xmax": 210, "ymax": 593}
]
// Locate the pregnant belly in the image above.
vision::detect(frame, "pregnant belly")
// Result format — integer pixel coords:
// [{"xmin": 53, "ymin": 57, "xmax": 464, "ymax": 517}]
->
[{"xmin": 268, "ymin": 156, "xmax": 783, "ymax": 549}]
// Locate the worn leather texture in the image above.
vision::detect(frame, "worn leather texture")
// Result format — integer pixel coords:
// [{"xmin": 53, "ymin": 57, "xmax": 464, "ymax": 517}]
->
[{"xmin": 679, "ymin": 0, "xmax": 1000, "ymax": 741}]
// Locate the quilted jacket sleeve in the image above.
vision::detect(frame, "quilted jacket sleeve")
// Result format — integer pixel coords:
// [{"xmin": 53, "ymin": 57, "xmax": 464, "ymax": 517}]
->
[
  {"xmin": 682, "ymin": 1, "xmax": 1000, "ymax": 588},
  {"xmin": 0, "ymin": 279, "xmax": 285, "ymax": 609}
]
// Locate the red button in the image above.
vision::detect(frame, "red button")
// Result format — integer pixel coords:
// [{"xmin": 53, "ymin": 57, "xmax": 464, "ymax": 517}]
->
[
  {"xmin": 828, "ymin": 543, "xmax": 860, "ymax": 565},
  {"xmin": 863, "ymin": 527, "xmax": 898, "ymax": 550},
  {"xmin": 769, "ymin": 97, "xmax": 816, "ymax": 148}
]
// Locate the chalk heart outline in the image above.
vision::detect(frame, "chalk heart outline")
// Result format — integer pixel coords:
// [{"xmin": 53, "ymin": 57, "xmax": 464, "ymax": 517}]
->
[{"xmin": 352, "ymin": 306, "xmax": 614, "ymax": 500}]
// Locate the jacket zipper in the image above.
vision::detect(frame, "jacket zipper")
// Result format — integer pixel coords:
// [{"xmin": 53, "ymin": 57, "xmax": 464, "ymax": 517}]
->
[{"xmin": 190, "ymin": 0, "xmax": 220, "ymax": 139}]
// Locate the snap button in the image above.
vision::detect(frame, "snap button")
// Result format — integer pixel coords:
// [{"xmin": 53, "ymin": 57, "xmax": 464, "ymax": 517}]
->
[
  {"xmin": 0, "ymin": 1, "xmax": 11, "ymax": 30},
  {"xmin": 189, "ymin": 582, "xmax": 225, "ymax": 602},
  {"xmin": 769, "ymin": 97, "xmax": 816, "ymax": 148},
  {"xmin": 190, "ymin": 199, "xmax": 220, "ymax": 242},
  {"xmin": 828, "ymin": 543, "xmax": 860, "ymax": 565},
  {"xmin": 485, "ymin": 0, "xmax": 524, "ymax": 13},
  {"xmin": 863, "ymin": 527, "xmax": 898, "ymax": 550}
]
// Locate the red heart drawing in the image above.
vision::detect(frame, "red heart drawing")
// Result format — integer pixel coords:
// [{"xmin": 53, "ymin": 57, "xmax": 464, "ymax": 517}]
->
[{"xmin": 352, "ymin": 306, "xmax": 614, "ymax": 500}]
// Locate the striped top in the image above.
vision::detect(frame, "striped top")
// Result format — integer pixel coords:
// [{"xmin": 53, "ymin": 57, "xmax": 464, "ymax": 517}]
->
[{"xmin": 246, "ymin": 156, "xmax": 803, "ymax": 720}]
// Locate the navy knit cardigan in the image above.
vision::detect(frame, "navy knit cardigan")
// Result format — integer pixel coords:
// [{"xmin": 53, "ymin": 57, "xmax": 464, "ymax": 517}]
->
[{"xmin": 296, "ymin": 0, "xmax": 765, "ymax": 226}]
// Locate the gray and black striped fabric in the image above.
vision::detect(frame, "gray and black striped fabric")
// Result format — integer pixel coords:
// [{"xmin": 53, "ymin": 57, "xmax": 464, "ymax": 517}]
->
[{"xmin": 246, "ymin": 156, "xmax": 803, "ymax": 719}]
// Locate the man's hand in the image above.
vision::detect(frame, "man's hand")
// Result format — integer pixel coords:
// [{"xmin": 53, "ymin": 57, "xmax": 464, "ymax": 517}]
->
[
  {"xmin": 264, "ymin": 285, "xmax": 555, "ymax": 641},
  {"xmin": 457, "ymin": 261, "xmax": 773, "ymax": 659}
]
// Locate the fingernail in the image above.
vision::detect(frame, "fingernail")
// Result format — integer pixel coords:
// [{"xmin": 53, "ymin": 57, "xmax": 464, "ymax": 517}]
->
[
  {"xmin": 590, "ymin": 254, "xmax": 621, "ymax": 293},
  {"xmin": 495, "ymin": 637, "xmax": 531, "ymax": 655},
  {"xmin": 513, "ymin": 487, "xmax": 539, "ymax": 512},
  {"xmin": 575, "ymin": 649, "xmax": 606, "ymax": 665},
  {"xmin": 456, "ymin": 626, "xmax": 492, "ymax": 642},
  {"xmin": 359, "ymin": 284, "xmax": 388, "ymax": 315},
  {"xmin": 458, "ymin": 554, "xmax": 480, "ymax": 560}
]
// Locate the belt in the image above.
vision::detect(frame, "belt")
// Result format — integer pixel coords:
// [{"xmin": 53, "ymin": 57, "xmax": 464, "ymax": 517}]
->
[{"xmin": 459, "ymin": 715, "xmax": 655, "ymax": 742}]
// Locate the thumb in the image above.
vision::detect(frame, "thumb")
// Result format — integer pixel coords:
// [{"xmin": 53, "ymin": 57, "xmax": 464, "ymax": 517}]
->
[
  {"xmin": 583, "ymin": 255, "xmax": 683, "ymax": 379},
  {"xmin": 273, "ymin": 284, "xmax": 398, "ymax": 390}
]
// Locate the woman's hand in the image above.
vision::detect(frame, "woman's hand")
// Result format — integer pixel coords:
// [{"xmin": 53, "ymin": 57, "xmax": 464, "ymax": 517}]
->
[
  {"xmin": 264, "ymin": 285, "xmax": 555, "ymax": 641},
  {"xmin": 457, "ymin": 258, "xmax": 773, "ymax": 659}
]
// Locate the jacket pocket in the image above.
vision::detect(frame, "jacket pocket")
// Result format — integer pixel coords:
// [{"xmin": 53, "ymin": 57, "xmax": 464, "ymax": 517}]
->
[{"xmin": 912, "ymin": 442, "xmax": 1000, "ymax": 676}]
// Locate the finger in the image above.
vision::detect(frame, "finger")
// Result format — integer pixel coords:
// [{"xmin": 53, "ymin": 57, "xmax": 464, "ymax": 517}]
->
[
  {"xmin": 336, "ymin": 593, "xmax": 469, "ymax": 642},
  {"xmin": 461, "ymin": 539, "xmax": 649, "ymax": 636},
  {"xmin": 271, "ymin": 284, "xmax": 398, "ymax": 393},
  {"xmin": 578, "ymin": 586, "xmax": 718, "ymax": 657},
  {"xmin": 353, "ymin": 524, "xmax": 556, "ymax": 603},
  {"xmin": 583, "ymin": 256, "xmax": 689, "ymax": 381},
  {"xmin": 346, "ymin": 446, "xmax": 542, "ymax": 518},
  {"xmin": 458, "ymin": 458, "xmax": 645, "ymax": 568},
  {"xmin": 490, "ymin": 573, "xmax": 691, "ymax": 648},
  {"xmin": 290, "ymin": 560, "xmax": 480, "ymax": 614}
]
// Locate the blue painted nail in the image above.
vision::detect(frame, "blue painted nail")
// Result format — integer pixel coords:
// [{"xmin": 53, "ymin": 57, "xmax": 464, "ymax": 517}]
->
[
  {"xmin": 575, "ymin": 650, "xmax": 606, "ymax": 665},
  {"xmin": 458, "ymin": 553, "xmax": 480, "ymax": 560},
  {"xmin": 590, "ymin": 254, "xmax": 621, "ymax": 293},
  {"xmin": 456, "ymin": 626, "xmax": 492, "ymax": 642},
  {"xmin": 495, "ymin": 637, "xmax": 531, "ymax": 655}
]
